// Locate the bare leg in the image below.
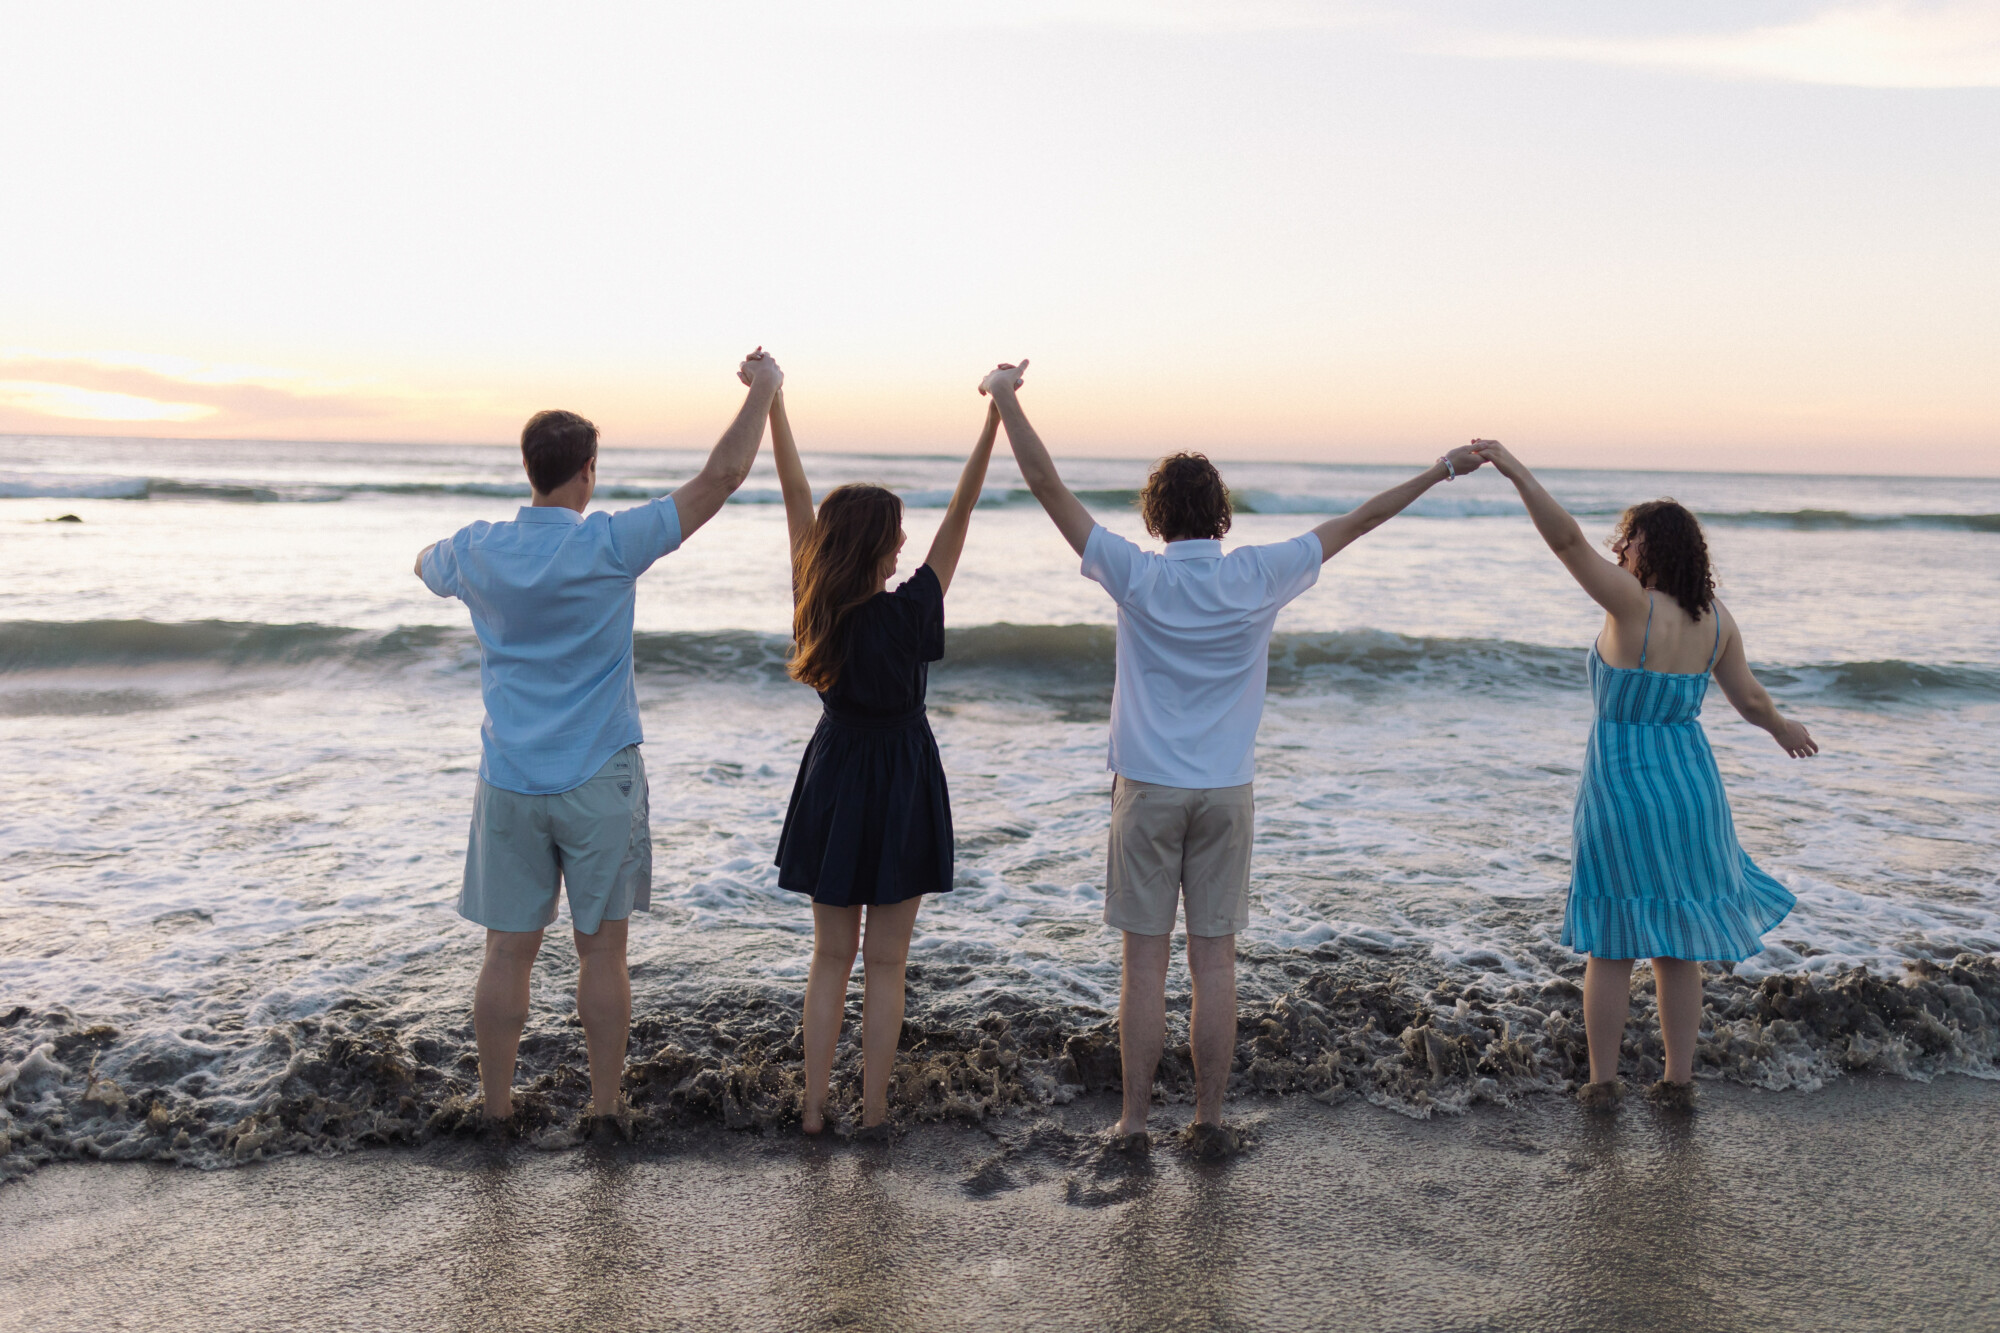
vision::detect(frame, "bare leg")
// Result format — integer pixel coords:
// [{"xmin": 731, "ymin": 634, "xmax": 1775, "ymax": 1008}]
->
[
  {"xmin": 802, "ymin": 904, "xmax": 861, "ymax": 1134},
  {"xmin": 1115, "ymin": 931, "xmax": 1172, "ymax": 1137},
  {"xmin": 1652, "ymin": 957, "xmax": 1704, "ymax": 1084},
  {"xmin": 859, "ymin": 897, "xmax": 923, "ymax": 1128},
  {"xmin": 1186, "ymin": 932, "xmax": 1237, "ymax": 1126},
  {"xmin": 574, "ymin": 917, "xmax": 631, "ymax": 1115},
  {"xmin": 1582, "ymin": 955, "xmax": 1635, "ymax": 1085},
  {"xmin": 474, "ymin": 928, "xmax": 544, "ymax": 1119}
]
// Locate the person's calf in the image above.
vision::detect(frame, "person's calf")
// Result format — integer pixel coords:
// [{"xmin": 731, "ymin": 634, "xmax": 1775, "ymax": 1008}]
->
[
  {"xmin": 473, "ymin": 928, "xmax": 544, "ymax": 1119},
  {"xmin": 1116, "ymin": 931, "xmax": 1172, "ymax": 1136},
  {"xmin": 575, "ymin": 919, "xmax": 632, "ymax": 1116},
  {"xmin": 1186, "ymin": 931, "xmax": 1238, "ymax": 1126}
]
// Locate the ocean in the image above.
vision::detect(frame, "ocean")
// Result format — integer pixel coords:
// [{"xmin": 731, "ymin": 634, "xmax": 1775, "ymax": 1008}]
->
[{"xmin": 2, "ymin": 435, "xmax": 1997, "ymax": 1172}]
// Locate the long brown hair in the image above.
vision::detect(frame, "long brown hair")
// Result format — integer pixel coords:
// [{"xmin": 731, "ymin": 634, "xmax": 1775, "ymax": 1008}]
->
[
  {"xmin": 1616, "ymin": 499, "xmax": 1716, "ymax": 621},
  {"xmin": 790, "ymin": 484, "xmax": 903, "ymax": 692}
]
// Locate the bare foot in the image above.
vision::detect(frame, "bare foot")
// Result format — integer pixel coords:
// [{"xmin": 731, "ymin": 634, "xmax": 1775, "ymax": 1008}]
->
[
  {"xmin": 1646, "ymin": 1079, "xmax": 1697, "ymax": 1112},
  {"xmin": 1577, "ymin": 1079, "xmax": 1626, "ymax": 1112},
  {"xmin": 1179, "ymin": 1121, "xmax": 1249, "ymax": 1160},
  {"xmin": 1104, "ymin": 1129, "xmax": 1150, "ymax": 1157},
  {"xmin": 801, "ymin": 1106, "xmax": 826, "ymax": 1135}
]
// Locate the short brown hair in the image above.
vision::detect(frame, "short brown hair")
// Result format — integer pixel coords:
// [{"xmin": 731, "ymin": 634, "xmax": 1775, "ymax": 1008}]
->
[
  {"xmin": 1139, "ymin": 452, "xmax": 1231, "ymax": 542},
  {"xmin": 521, "ymin": 410, "xmax": 598, "ymax": 495}
]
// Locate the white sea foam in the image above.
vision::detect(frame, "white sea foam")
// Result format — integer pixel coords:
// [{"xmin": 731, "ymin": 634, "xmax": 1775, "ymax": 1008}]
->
[{"xmin": 1, "ymin": 440, "xmax": 1997, "ymax": 1153}]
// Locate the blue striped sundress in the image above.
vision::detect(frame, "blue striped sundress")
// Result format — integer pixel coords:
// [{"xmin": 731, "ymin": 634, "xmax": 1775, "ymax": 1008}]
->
[{"xmin": 1564, "ymin": 598, "xmax": 1796, "ymax": 962}]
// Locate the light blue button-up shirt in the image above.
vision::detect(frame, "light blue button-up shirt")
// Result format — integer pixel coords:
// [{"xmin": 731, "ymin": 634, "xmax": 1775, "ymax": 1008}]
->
[{"xmin": 421, "ymin": 499, "xmax": 683, "ymax": 794}]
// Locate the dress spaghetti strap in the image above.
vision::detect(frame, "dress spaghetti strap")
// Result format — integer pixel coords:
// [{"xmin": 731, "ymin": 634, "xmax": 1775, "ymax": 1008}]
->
[
  {"xmin": 1705, "ymin": 603, "xmax": 1722, "ymax": 673},
  {"xmin": 1638, "ymin": 594, "xmax": 1655, "ymax": 669}
]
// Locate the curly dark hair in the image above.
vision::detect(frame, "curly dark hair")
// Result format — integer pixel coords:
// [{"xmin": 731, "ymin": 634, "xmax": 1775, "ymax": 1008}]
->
[
  {"xmin": 1615, "ymin": 499, "xmax": 1716, "ymax": 621},
  {"xmin": 1139, "ymin": 453, "xmax": 1232, "ymax": 542}
]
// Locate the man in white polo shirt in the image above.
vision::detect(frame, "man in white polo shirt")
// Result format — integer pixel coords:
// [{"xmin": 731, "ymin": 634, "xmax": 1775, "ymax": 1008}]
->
[{"xmin": 980, "ymin": 359, "xmax": 1486, "ymax": 1148}]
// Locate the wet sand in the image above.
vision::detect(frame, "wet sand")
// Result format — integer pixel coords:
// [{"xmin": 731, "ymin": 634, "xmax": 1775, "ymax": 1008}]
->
[{"xmin": 4, "ymin": 1076, "xmax": 1997, "ymax": 1333}]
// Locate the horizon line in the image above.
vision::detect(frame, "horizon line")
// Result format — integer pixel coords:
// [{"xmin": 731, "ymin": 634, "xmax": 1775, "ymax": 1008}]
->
[{"xmin": 5, "ymin": 428, "xmax": 1998, "ymax": 485}]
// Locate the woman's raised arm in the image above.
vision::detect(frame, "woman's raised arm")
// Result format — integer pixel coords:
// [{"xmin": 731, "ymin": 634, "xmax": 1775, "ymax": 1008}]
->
[
  {"xmin": 923, "ymin": 402, "xmax": 1001, "ymax": 596},
  {"xmin": 768, "ymin": 389, "xmax": 816, "ymax": 562},
  {"xmin": 1472, "ymin": 440, "xmax": 1650, "ymax": 620}
]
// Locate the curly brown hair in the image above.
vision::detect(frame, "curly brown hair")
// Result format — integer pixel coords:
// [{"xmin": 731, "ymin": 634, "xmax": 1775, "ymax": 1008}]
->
[
  {"xmin": 1615, "ymin": 499, "xmax": 1716, "ymax": 621},
  {"xmin": 789, "ymin": 484, "xmax": 903, "ymax": 693},
  {"xmin": 1139, "ymin": 453, "xmax": 1232, "ymax": 542}
]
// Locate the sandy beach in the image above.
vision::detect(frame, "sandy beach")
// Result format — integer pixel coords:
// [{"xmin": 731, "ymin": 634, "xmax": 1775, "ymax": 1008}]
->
[{"xmin": 5, "ymin": 1074, "xmax": 1996, "ymax": 1333}]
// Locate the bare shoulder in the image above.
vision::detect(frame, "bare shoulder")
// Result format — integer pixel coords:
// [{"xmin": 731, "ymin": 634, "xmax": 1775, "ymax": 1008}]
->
[{"xmin": 1709, "ymin": 597, "xmax": 1746, "ymax": 657}]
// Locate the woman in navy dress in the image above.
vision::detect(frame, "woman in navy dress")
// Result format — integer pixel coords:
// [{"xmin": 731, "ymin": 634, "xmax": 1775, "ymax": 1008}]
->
[
  {"xmin": 1473, "ymin": 440, "xmax": 1818, "ymax": 1108},
  {"xmin": 768, "ymin": 378, "xmax": 1003, "ymax": 1134}
]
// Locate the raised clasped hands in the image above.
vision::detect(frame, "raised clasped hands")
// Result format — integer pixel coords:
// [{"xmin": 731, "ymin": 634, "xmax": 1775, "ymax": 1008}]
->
[
  {"xmin": 978, "ymin": 359, "xmax": 1028, "ymax": 397},
  {"xmin": 1467, "ymin": 439, "xmax": 1522, "ymax": 478},
  {"xmin": 1442, "ymin": 442, "xmax": 1488, "ymax": 477},
  {"xmin": 737, "ymin": 346, "xmax": 784, "ymax": 391}
]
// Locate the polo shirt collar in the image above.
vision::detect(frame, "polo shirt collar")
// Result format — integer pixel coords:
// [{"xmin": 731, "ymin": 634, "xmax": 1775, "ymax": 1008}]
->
[
  {"xmin": 516, "ymin": 505, "xmax": 584, "ymax": 524},
  {"xmin": 1164, "ymin": 539, "xmax": 1223, "ymax": 560}
]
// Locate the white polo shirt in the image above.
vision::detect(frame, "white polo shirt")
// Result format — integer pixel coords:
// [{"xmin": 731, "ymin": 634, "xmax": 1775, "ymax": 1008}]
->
[{"xmin": 1080, "ymin": 525, "xmax": 1323, "ymax": 789}]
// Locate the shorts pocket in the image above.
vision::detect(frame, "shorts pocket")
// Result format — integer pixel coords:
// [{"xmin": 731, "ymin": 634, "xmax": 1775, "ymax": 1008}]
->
[{"xmin": 476, "ymin": 781, "xmax": 511, "ymax": 837}]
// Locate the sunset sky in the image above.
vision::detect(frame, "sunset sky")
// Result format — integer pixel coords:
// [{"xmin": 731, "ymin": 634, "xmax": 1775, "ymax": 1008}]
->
[{"xmin": 3, "ymin": 2, "xmax": 1996, "ymax": 473}]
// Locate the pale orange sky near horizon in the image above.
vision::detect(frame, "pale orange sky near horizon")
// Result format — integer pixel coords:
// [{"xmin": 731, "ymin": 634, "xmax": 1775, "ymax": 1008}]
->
[{"xmin": 3, "ymin": 3, "xmax": 1997, "ymax": 475}]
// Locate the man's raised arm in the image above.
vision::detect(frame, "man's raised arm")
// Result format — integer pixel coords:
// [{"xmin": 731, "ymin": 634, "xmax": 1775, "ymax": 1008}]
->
[
  {"xmin": 1309, "ymin": 445, "xmax": 1487, "ymax": 563},
  {"xmin": 980, "ymin": 360, "xmax": 1095, "ymax": 556},
  {"xmin": 672, "ymin": 349, "xmax": 784, "ymax": 539}
]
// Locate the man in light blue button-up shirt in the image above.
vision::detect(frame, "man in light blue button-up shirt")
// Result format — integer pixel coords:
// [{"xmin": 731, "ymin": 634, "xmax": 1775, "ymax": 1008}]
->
[{"xmin": 415, "ymin": 349, "xmax": 783, "ymax": 1125}]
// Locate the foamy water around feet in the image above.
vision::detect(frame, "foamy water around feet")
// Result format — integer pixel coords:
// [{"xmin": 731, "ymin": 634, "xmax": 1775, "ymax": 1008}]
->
[{"xmin": 2, "ymin": 439, "xmax": 1997, "ymax": 1177}]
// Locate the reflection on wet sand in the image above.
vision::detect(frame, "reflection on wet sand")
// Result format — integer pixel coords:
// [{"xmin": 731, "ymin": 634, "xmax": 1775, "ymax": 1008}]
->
[
  {"xmin": 779, "ymin": 1149, "xmax": 921, "ymax": 1330},
  {"xmin": 1105, "ymin": 1163, "xmax": 1241, "ymax": 1332},
  {"xmin": 1543, "ymin": 1113, "xmax": 1745, "ymax": 1331},
  {"xmin": 4, "ymin": 1080, "xmax": 1995, "ymax": 1332}
]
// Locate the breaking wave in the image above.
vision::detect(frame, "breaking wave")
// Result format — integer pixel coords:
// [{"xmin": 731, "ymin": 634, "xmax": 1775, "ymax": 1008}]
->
[{"xmin": 5, "ymin": 619, "xmax": 1997, "ymax": 706}]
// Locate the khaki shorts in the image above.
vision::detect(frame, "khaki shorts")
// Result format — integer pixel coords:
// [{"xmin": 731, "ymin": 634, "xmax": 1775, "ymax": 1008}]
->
[
  {"xmin": 1104, "ymin": 777, "xmax": 1254, "ymax": 938},
  {"xmin": 459, "ymin": 746, "xmax": 651, "ymax": 936}
]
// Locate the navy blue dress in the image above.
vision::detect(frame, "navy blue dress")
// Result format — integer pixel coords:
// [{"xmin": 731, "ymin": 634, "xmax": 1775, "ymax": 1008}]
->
[{"xmin": 775, "ymin": 564, "xmax": 954, "ymax": 907}]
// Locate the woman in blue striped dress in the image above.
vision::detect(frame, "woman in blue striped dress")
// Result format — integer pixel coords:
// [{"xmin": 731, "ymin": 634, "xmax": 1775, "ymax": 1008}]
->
[{"xmin": 1472, "ymin": 441, "xmax": 1818, "ymax": 1109}]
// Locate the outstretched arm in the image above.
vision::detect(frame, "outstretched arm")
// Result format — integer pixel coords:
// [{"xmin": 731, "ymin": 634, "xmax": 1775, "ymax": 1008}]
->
[
  {"xmin": 1710, "ymin": 603, "xmax": 1819, "ymax": 757},
  {"xmin": 768, "ymin": 388, "xmax": 815, "ymax": 558},
  {"xmin": 981, "ymin": 361, "xmax": 1094, "ymax": 556},
  {"xmin": 1471, "ymin": 441, "xmax": 1649, "ymax": 618},
  {"xmin": 671, "ymin": 349, "xmax": 783, "ymax": 540},
  {"xmin": 1310, "ymin": 446, "xmax": 1487, "ymax": 562},
  {"xmin": 924, "ymin": 402, "xmax": 1000, "ymax": 595}
]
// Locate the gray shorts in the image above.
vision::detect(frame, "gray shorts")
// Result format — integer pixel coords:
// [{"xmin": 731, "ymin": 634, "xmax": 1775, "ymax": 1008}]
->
[
  {"xmin": 1104, "ymin": 776, "xmax": 1254, "ymax": 938},
  {"xmin": 459, "ymin": 746, "xmax": 651, "ymax": 936}
]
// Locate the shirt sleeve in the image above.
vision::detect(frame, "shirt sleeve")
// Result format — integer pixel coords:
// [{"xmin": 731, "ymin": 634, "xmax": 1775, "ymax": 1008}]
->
[
  {"xmin": 892, "ymin": 564, "xmax": 947, "ymax": 663},
  {"xmin": 606, "ymin": 496, "xmax": 685, "ymax": 576},
  {"xmin": 419, "ymin": 535, "xmax": 463, "ymax": 599},
  {"xmin": 1263, "ymin": 533, "xmax": 1323, "ymax": 608},
  {"xmin": 1080, "ymin": 524, "xmax": 1144, "ymax": 605}
]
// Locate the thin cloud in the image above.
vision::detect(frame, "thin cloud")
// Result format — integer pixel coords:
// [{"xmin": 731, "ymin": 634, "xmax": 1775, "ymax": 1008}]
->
[
  {"xmin": 0, "ymin": 356, "xmax": 437, "ymax": 437},
  {"xmin": 1446, "ymin": 2, "xmax": 2000, "ymax": 90}
]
